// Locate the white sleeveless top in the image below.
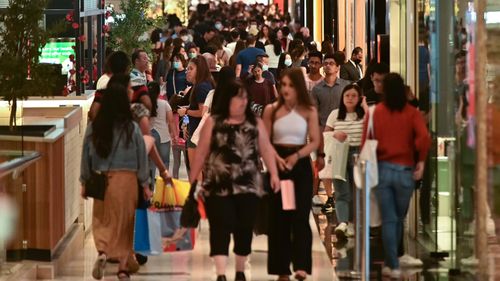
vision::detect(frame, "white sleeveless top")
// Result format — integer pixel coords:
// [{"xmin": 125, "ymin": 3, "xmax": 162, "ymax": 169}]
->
[{"xmin": 272, "ymin": 109, "xmax": 308, "ymax": 145}]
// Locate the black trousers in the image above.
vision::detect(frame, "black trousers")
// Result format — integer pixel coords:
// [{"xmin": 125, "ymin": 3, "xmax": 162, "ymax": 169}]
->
[
  {"xmin": 268, "ymin": 146, "xmax": 313, "ymax": 275},
  {"xmin": 205, "ymin": 193, "xmax": 259, "ymax": 256}
]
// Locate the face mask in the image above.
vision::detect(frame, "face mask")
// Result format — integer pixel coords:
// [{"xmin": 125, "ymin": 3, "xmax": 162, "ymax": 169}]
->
[
  {"xmin": 189, "ymin": 53, "xmax": 197, "ymax": 59},
  {"xmin": 215, "ymin": 23, "xmax": 223, "ymax": 31},
  {"xmin": 284, "ymin": 59, "xmax": 292, "ymax": 67},
  {"xmin": 181, "ymin": 35, "xmax": 189, "ymax": 42},
  {"xmin": 173, "ymin": 61, "xmax": 181, "ymax": 70},
  {"xmin": 262, "ymin": 64, "xmax": 269, "ymax": 71}
]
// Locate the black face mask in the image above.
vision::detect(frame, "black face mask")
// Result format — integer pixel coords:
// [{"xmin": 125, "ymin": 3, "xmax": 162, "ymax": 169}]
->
[{"xmin": 353, "ymin": 59, "xmax": 362, "ymax": 65}]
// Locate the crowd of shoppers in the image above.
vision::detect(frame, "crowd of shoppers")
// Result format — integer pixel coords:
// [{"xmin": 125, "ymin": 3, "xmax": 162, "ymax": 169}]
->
[{"xmin": 79, "ymin": 1, "xmax": 432, "ymax": 280}]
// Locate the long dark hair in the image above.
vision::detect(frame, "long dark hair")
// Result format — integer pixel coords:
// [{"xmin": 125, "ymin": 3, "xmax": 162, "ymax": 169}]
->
[
  {"xmin": 337, "ymin": 84, "xmax": 365, "ymax": 120},
  {"xmin": 92, "ymin": 74, "xmax": 134, "ymax": 158},
  {"xmin": 210, "ymin": 66, "xmax": 236, "ymax": 113},
  {"xmin": 277, "ymin": 68, "xmax": 313, "ymax": 108},
  {"xmin": 147, "ymin": 81, "xmax": 160, "ymax": 117},
  {"xmin": 277, "ymin": 52, "xmax": 290, "ymax": 79},
  {"xmin": 269, "ymin": 31, "xmax": 282, "ymax": 56},
  {"xmin": 211, "ymin": 80, "xmax": 256, "ymax": 125},
  {"xmin": 383, "ymin": 73, "xmax": 407, "ymax": 111},
  {"xmin": 189, "ymin": 55, "xmax": 215, "ymax": 105}
]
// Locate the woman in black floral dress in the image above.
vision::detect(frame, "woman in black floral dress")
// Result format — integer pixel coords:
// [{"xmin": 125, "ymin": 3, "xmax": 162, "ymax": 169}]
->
[{"xmin": 189, "ymin": 80, "xmax": 280, "ymax": 281}]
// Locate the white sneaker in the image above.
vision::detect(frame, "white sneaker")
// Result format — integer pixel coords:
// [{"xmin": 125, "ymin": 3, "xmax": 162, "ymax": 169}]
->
[
  {"xmin": 312, "ymin": 195, "xmax": 324, "ymax": 206},
  {"xmin": 399, "ymin": 254, "xmax": 423, "ymax": 267},
  {"xmin": 391, "ymin": 269, "xmax": 401, "ymax": 279},
  {"xmin": 335, "ymin": 222, "xmax": 348, "ymax": 240},
  {"xmin": 382, "ymin": 266, "xmax": 392, "ymax": 277}
]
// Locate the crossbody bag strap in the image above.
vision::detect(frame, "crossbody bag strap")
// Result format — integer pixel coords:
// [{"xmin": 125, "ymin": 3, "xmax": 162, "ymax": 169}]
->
[{"xmin": 105, "ymin": 126, "xmax": 125, "ymax": 172}]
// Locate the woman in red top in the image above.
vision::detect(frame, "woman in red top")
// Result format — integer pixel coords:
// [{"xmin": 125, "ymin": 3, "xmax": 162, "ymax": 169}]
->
[{"xmin": 361, "ymin": 73, "xmax": 431, "ymax": 279}]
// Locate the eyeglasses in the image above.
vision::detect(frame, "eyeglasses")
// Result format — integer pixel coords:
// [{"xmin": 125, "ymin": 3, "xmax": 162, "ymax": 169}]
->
[{"xmin": 324, "ymin": 61, "xmax": 337, "ymax": 66}]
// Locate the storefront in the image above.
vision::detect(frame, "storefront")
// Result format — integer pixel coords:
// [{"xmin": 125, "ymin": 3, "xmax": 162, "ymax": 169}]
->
[{"xmin": 376, "ymin": 0, "xmax": 500, "ymax": 275}]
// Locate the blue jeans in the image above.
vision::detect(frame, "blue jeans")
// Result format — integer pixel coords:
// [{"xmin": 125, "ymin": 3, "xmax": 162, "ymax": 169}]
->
[
  {"xmin": 151, "ymin": 129, "xmax": 171, "ymax": 177},
  {"xmin": 333, "ymin": 146, "xmax": 359, "ymax": 223},
  {"xmin": 374, "ymin": 162, "xmax": 415, "ymax": 269}
]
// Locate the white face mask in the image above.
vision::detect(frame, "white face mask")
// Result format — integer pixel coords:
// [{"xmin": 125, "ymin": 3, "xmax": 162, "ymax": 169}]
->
[
  {"xmin": 284, "ymin": 59, "xmax": 292, "ymax": 67},
  {"xmin": 262, "ymin": 64, "xmax": 269, "ymax": 71},
  {"xmin": 181, "ymin": 35, "xmax": 189, "ymax": 42}
]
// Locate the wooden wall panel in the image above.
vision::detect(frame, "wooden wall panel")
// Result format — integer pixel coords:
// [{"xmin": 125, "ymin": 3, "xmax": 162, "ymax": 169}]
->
[{"xmin": 4, "ymin": 138, "xmax": 65, "ymax": 256}]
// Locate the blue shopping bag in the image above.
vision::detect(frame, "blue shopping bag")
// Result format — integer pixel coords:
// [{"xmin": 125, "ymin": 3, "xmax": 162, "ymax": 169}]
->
[
  {"xmin": 159, "ymin": 210, "xmax": 195, "ymax": 251},
  {"xmin": 134, "ymin": 208, "xmax": 163, "ymax": 256}
]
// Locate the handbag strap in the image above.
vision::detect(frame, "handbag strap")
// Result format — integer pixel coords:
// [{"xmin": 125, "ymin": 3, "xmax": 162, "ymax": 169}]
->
[
  {"xmin": 105, "ymin": 126, "xmax": 125, "ymax": 172},
  {"xmin": 88, "ymin": 126, "xmax": 124, "ymax": 173}
]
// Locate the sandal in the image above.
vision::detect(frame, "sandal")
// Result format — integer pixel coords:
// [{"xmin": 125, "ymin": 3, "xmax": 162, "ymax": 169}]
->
[
  {"xmin": 92, "ymin": 252, "xmax": 107, "ymax": 280},
  {"xmin": 117, "ymin": 270, "xmax": 131, "ymax": 281}
]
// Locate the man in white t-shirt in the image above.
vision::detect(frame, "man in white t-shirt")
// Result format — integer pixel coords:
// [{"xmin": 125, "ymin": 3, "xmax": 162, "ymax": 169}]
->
[{"xmin": 305, "ymin": 51, "xmax": 324, "ymax": 94}]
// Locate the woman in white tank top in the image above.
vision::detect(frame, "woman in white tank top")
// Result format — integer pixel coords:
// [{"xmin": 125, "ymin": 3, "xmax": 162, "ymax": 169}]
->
[{"xmin": 262, "ymin": 68, "xmax": 320, "ymax": 281}]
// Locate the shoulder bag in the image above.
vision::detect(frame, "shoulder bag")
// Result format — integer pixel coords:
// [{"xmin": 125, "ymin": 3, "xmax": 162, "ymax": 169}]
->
[
  {"xmin": 354, "ymin": 106, "xmax": 378, "ymax": 189},
  {"xmin": 84, "ymin": 127, "xmax": 124, "ymax": 200}
]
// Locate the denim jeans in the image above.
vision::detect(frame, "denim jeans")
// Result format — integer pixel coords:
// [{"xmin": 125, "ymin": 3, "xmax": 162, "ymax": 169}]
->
[
  {"xmin": 333, "ymin": 146, "xmax": 359, "ymax": 223},
  {"xmin": 374, "ymin": 161, "xmax": 415, "ymax": 269},
  {"xmin": 150, "ymin": 129, "xmax": 171, "ymax": 178}
]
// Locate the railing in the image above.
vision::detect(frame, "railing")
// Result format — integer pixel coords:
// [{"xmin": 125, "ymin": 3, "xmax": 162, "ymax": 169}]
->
[{"xmin": 0, "ymin": 150, "xmax": 41, "ymax": 180}]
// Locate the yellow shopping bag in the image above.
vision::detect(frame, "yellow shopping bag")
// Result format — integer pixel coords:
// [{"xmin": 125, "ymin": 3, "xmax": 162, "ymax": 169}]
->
[{"xmin": 152, "ymin": 178, "xmax": 191, "ymax": 210}]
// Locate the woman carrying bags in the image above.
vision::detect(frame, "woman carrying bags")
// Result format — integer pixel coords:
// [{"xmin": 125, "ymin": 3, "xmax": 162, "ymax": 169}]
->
[
  {"xmin": 188, "ymin": 80, "xmax": 280, "ymax": 281},
  {"xmin": 361, "ymin": 73, "xmax": 430, "ymax": 279},
  {"xmin": 80, "ymin": 79, "xmax": 149, "ymax": 281},
  {"xmin": 262, "ymin": 68, "xmax": 321, "ymax": 281},
  {"xmin": 324, "ymin": 84, "xmax": 368, "ymax": 240}
]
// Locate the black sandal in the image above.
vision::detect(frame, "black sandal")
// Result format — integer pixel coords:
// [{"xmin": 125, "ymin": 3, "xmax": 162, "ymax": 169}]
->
[{"xmin": 117, "ymin": 270, "xmax": 130, "ymax": 281}]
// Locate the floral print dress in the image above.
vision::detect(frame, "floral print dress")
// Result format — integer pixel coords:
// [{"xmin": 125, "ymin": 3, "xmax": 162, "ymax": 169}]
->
[{"xmin": 202, "ymin": 115, "xmax": 262, "ymax": 197}]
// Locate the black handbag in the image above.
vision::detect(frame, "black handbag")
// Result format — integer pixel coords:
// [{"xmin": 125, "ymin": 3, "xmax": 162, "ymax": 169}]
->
[
  {"xmin": 180, "ymin": 181, "xmax": 201, "ymax": 228},
  {"xmin": 253, "ymin": 173, "xmax": 272, "ymax": 235},
  {"xmin": 84, "ymin": 128, "xmax": 124, "ymax": 200},
  {"xmin": 84, "ymin": 170, "xmax": 108, "ymax": 200}
]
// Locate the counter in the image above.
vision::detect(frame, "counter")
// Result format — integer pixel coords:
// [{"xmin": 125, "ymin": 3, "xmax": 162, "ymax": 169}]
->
[{"xmin": 0, "ymin": 105, "xmax": 86, "ymax": 262}]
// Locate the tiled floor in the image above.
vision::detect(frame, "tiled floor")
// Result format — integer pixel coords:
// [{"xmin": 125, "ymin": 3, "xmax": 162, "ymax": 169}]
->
[{"xmin": 52, "ymin": 217, "xmax": 336, "ymax": 281}]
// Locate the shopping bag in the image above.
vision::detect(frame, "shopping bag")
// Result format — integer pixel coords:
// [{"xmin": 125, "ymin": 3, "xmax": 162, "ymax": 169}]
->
[
  {"xmin": 152, "ymin": 178, "xmax": 191, "ymax": 211},
  {"xmin": 319, "ymin": 132, "xmax": 334, "ymax": 179},
  {"xmin": 159, "ymin": 210, "xmax": 196, "ymax": 251},
  {"xmin": 180, "ymin": 181, "xmax": 201, "ymax": 228},
  {"xmin": 280, "ymin": 180, "xmax": 296, "ymax": 210},
  {"xmin": 354, "ymin": 106, "xmax": 378, "ymax": 189},
  {"xmin": 133, "ymin": 208, "xmax": 163, "ymax": 256},
  {"xmin": 332, "ymin": 139, "xmax": 350, "ymax": 181}
]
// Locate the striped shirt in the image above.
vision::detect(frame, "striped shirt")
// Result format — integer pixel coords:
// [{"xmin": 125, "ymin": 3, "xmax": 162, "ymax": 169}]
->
[{"xmin": 325, "ymin": 109, "xmax": 364, "ymax": 147}]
